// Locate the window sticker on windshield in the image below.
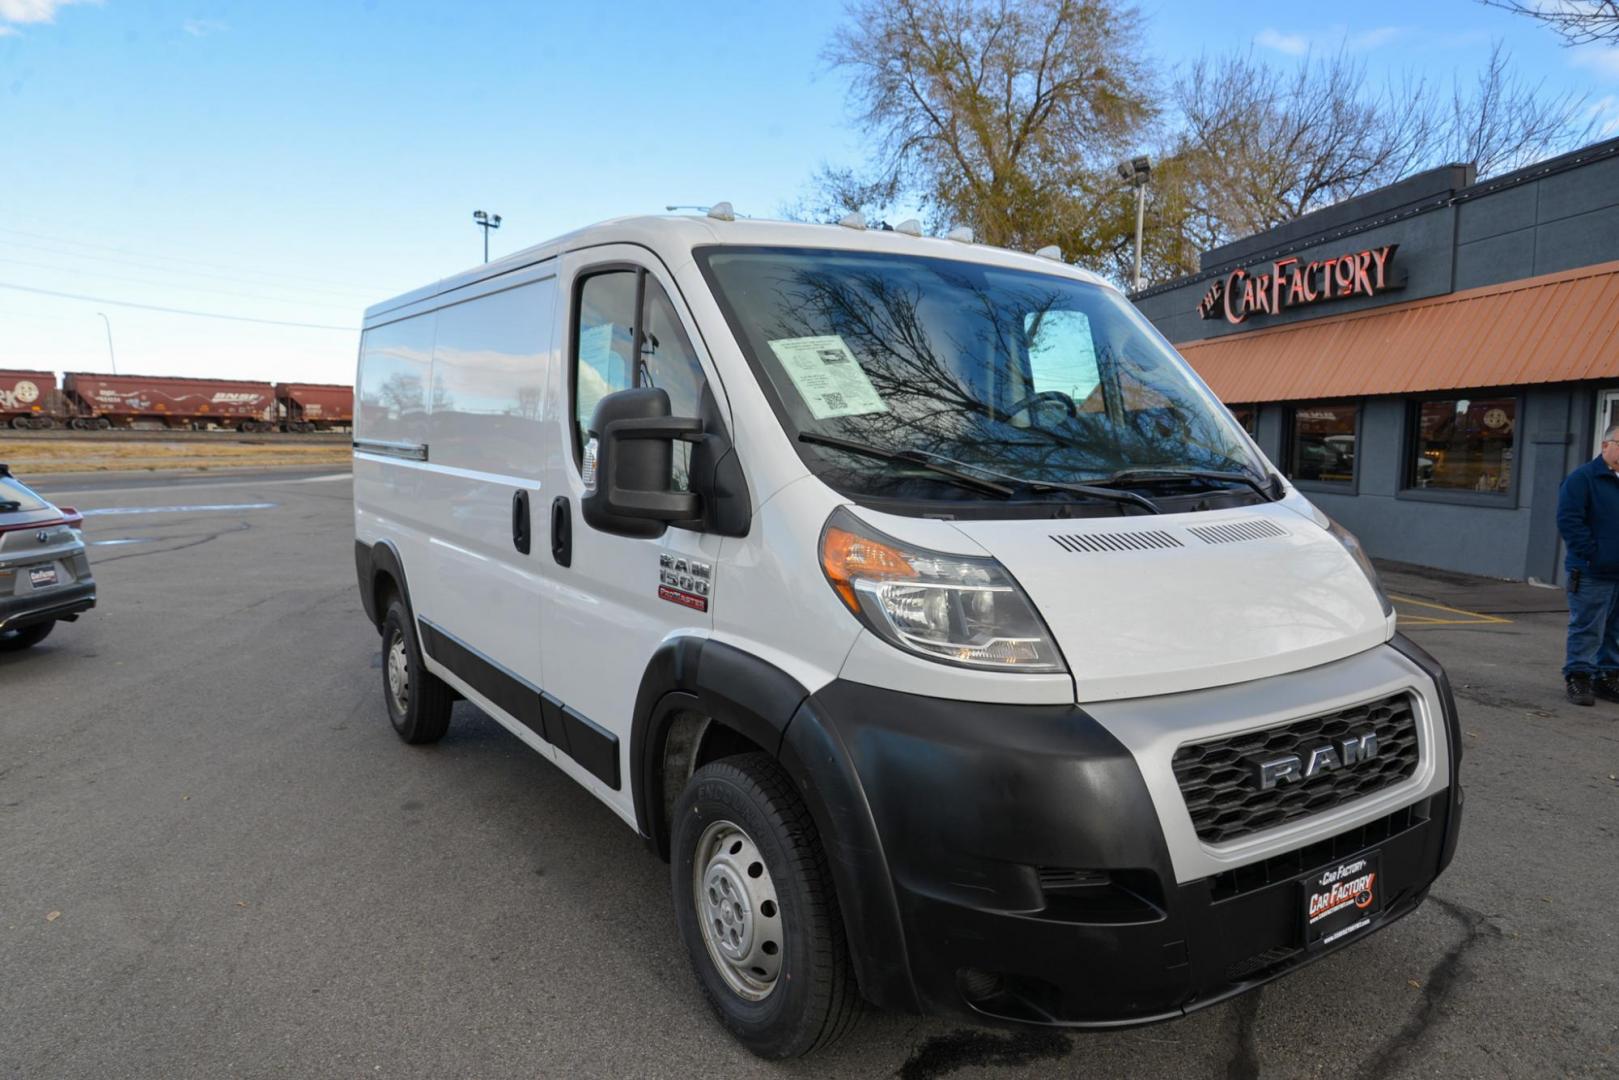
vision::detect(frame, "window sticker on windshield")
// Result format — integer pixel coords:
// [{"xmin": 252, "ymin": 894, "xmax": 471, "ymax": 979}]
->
[{"xmin": 767, "ymin": 335, "xmax": 889, "ymax": 420}]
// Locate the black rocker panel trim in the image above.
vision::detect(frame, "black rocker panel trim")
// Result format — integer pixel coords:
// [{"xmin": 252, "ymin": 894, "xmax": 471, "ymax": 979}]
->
[{"xmin": 417, "ymin": 617, "xmax": 620, "ymax": 790}]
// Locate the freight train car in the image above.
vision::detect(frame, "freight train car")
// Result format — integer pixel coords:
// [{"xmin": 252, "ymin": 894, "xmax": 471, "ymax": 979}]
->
[
  {"xmin": 0, "ymin": 370, "xmax": 63, "ymax": 429},
  {"xmin": 275, "ymin": 383, "xmax": 353, "ymax": 432},
  {"xmin": 61, "ymin": 373, "xmax": 277, "ymax": 431}
]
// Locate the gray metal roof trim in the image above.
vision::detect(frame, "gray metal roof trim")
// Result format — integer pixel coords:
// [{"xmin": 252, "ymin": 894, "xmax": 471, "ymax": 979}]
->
[
  {"xmin": 1133, "ymin": 136, "xmax": 1619, "ymax": 304},
  {"xmin": 1450, "ymin": 135, "xmax": 1619, "ymax": 204},
  {"xmin": 1129, "ymin": 192, "xmax": 1453, "ymax": 301},
  {"xmin": 1197, "ymin": 163, "xmax": 1473, "ymax": 269}
]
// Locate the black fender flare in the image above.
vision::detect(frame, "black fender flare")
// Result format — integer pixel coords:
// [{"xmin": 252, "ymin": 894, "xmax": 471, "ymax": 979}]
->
[
  {"xmin": 629, "ymin": 637, "xmax": 920, "ymax": 1013},
  {"xmin": 356, "ymin": 538, "xmax": 412, "ymax": 632}
]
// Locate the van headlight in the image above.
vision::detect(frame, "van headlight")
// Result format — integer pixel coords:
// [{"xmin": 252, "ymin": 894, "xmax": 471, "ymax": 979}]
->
[
  {"xmin": 1317, "ymin": 513, "xmax": 1395, "ymax": 619},
  {"xmin": 818, "ymin": 508, "xmax": 1066, "ymax": 672}
]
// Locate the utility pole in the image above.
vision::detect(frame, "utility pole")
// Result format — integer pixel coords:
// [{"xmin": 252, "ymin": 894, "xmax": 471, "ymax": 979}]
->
[
  {"xmin": 1116, "ymin": 156, "xmax": 1152, "ymax": 292},
  {"xmin": 96, "ymin": 311, "xmax": 117, "ymax": 375},
  {"xmin": 472, "ymin": 210, "xmax": 502, "ymax": 264}
]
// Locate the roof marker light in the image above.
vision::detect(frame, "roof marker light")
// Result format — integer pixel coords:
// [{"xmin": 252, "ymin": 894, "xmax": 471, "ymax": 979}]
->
[
  {"xmin": 707, "ymin": 202, "xmax": 736, "ymax": 222},
  {"xmin": 895, "ymin": 219, "xmax": 923, "ymax": 236},
  {"xmin": 1035, "ymin": 244, "xmax": 1063, "ymax": 261},
  {"xmin": 838, "ymin": 211, "xmax": 867, "ymax": 230},
  {"xmin": 947, "ymin": 226, "xmax": 974, "ymax": 243}
]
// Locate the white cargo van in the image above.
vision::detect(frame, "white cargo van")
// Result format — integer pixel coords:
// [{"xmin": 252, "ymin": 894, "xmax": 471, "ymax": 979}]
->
[{"xmin": 352, "ymin": 211, "xmax": 1461, "ymax": 1058}]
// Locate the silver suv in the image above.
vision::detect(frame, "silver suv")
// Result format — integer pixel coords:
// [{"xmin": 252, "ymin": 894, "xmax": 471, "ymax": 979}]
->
[{"xmin": 0, "ymin": 465, "xmax": 95, "ymax": 651}]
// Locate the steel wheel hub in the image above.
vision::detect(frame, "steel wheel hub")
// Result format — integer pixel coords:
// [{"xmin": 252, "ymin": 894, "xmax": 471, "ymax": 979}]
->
[
  {"xmin": 386, "ymin": 633, "xmax": 409, "ymax": 714},
  {"xmin": 694, "ymin": 820, "xmax": 782, "ymax": 1001}
]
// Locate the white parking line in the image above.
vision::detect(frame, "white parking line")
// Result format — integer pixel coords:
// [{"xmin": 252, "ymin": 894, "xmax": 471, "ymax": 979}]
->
[
  {"xmin": 81, "ymin": 502, "xmax": 279, "ymax": 516},
  {"xmin": 39, "ymin": 471, "xmax": 350, "ymax": 499}
]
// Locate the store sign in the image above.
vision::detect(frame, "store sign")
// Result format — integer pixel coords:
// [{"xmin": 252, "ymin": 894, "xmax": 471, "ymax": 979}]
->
[{"xmin": 1197, "ymin": 244, "xmax": 1403, "ymax": 325}]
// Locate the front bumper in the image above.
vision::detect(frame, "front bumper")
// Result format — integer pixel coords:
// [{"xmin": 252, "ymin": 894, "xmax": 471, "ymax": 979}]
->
[
  {"xmin": 787, "ymin": 635, "xmax": 1462, "ymax": 1027},
  {"xmin": 0, "ymin": 579, "xmax": 97, "ymax": 632}
]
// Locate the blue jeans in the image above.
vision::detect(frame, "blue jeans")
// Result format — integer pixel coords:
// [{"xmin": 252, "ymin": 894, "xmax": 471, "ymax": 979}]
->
[{"xmin": 1564, "ymin": 575, "xmax": 1619, "ymax": 678}]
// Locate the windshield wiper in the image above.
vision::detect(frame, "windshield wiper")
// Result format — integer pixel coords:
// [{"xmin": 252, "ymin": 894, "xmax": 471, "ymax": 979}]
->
[
  {"xmin": 797, "ymin": 432, "xmax": 1014, "ymax": 498},
  {"xmin": 797, "ymin": 432, "xmax": 1160, "ymax": 513},
  {"xmin": 1102, "ymin": 467, "xmax": 1278, "ymax": 501},
  {"xmin": 0, "ymin": 500, "xmax": 20, "ymax": 513}
]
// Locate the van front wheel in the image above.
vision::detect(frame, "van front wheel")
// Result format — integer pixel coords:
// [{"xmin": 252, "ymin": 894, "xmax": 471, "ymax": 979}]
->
[
  {"xmin": 380, "ymin": 599, "xmax": 452, "ymax": 744},
  {"xmin": 671, "ymin": 752, "xmax": 861, "ymax": 1059}
]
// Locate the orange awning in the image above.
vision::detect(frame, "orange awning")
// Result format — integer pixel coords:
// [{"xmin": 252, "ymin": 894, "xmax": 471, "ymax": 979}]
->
[{"xmin": 1174, "ymin": 259, "xmax": 1619, "ymax": 403}]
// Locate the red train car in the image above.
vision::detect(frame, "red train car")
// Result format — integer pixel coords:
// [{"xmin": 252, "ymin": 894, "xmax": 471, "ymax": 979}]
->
[
  {"xmin": 0, "ymin": 370, "xmax": 64, "ymax": 429},
  {"xmin": 275, "ymin": 383, "xmax": 353, "ymax": 432},
  {"xmin": 61, "ymin": 373, "xmax": 277, "ymax": 431}
]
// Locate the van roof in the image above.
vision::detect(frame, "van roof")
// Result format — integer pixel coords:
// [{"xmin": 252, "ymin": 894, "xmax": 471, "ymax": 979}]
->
[{"xmin": 363, "ymin": 214, "xmax": 1116, "ymax": 324}]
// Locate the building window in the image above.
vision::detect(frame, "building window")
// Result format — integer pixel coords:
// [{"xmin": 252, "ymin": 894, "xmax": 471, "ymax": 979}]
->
[
  {"xmin": 1409, "ymin": 397, "xmax": 1515, "ymax": 493},
  {"xmin": 1228, "ymin": 405, "xmax": 1257, "ymax": 435},
  {"xmin": 1289, "ymin": 403, "xmax": 1358, "ymax": 484}
]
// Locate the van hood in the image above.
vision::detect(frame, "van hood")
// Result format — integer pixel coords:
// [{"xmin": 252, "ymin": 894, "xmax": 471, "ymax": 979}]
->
[{"xmin": 949, "ymin": 503, "xmax": 1392, "ymax": 703}]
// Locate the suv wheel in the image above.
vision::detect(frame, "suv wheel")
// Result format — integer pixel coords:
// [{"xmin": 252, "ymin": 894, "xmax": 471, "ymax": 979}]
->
[
  {"xmin": 380, "ymin": 599, "xmax": 452, "ymax": 744},
  {"xmin": 0, "ymin": 621, "xmax": 54, "ymax": 652},
  {"xmin": 671, "ymin": 752, "xmax": 861, "ymax": 1058}
]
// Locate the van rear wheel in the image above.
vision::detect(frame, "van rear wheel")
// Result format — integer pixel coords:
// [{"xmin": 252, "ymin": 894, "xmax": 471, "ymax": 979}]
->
[
  {"xmin": 671, "ymin": 752, "xmax": 861, "ymax": 1059},
  {"xmin": 380, "ymin": 599, "xmax": 452, "ymax": 744}
]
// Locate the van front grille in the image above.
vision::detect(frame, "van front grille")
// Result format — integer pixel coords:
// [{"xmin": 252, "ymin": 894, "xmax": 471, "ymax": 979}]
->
[{"xmin": 1172, "ymin": 693, "xmax": 1420, "ymax": 844}]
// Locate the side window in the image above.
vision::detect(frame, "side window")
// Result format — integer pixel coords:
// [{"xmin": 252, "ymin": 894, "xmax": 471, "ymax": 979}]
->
[
  {"xmin": 639, "ymin": 278, "xmax": 707, "ymax": 490},
  {"xmin": 573, "ymin": 271, "xmax": 639, "ymax": 435},
  {"xmin": 572, "ymin": 268, "xmax": 708, "ymax": 490}
]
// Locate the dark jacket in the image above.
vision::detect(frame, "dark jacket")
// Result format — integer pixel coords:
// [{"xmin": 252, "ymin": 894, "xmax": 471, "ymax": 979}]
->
[{"xmin": 1558, "ymin": 456, "xmax": 1619, "ymax": 579}]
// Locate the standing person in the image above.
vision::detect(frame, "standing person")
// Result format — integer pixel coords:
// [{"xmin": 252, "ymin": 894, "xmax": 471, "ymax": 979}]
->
[{"xmin": 1556, "ymin": 425, "xmax": 1619, "ymax": 706}]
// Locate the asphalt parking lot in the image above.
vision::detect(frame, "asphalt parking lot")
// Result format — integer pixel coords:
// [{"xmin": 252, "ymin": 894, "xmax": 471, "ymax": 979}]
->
[{"xmin": 3, "ymin": 469, "xmax": 1617, "ymax": 1079}]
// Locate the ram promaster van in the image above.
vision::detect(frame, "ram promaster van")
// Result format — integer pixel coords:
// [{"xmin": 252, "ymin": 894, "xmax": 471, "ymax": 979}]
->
[{"xmin": 352, "ymin": 210, "xmax": 1461, "ymax": 1058}]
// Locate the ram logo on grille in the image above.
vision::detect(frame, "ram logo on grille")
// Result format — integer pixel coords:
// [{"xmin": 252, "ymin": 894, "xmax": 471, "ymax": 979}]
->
[{"xmin": 1250, "ymin": 731, "xmax": 1378, "ymax": 790}]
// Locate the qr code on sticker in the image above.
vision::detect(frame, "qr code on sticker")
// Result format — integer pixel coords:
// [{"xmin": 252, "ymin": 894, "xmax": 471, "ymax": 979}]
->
[
  {"xmin": 822, "ymin": 392, "xmax": 847, "ymax": 410},
  {"xmin": 818, "ymin": 349, "xmax": 849, "ymax": 365}
]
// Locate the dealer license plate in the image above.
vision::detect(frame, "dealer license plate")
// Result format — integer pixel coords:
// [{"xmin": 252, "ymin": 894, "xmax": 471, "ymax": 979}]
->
[
  {"xmin": 1302, "ymin": 852, "xmax": 1383, "ymax": 949},
  {"xmin": 29, "ymin": 565, "xmax": 59, "ymax": 588}
]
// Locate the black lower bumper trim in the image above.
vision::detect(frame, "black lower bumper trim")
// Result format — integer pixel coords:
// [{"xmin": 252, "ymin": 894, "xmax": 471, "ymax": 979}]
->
[
  {"xmin": 0, "ymin": 583, "xmax": 96, "ymax": 632},
  {"xmin": 801, "ymin": 662, "xmax": 1460, "ymax": 1028}
]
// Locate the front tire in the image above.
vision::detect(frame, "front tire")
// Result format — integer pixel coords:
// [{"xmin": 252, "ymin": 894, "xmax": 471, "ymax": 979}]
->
[
  {"xmin": 380, "ymin": 599, "xmax": 452, "ymax": 744},
  {"xmin": 0, "ymin": 621, "xmax": 54, "ymax": 652},
  {"xmin": 671, "ymin": 752, "xmax": 860, "ymax": 1059}
]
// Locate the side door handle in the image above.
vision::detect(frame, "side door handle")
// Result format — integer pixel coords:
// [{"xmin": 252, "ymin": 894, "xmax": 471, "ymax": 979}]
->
[
  {"xmin": 551, "ymin": 496, "xmax": 572, "ymax": 568},
  {"xmin": 512, "ymin": 490, "xmax": 531, "ymax": 555}
]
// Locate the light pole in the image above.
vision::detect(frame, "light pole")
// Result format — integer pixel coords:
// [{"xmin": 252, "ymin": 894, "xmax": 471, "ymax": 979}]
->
[
  {"xmin": 96, "ymin": 311, "xmax": 117, "ymax": 375},
  {"xmin": 472, "ymin": 209, "xmax": 502, "ymax": 263},
  {"xmin": 1116, "ymin": 156, "xmax": 1151, "ymax": 293}
]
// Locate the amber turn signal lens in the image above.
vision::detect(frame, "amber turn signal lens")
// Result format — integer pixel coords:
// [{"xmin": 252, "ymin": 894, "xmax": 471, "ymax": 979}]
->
[{"xmin": 820, "ymin": 525, "xmax": 916, "ymax": 613}]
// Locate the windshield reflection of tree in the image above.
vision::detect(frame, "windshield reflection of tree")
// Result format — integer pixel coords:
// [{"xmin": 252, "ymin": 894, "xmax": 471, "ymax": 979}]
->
[{"xmin": 765, "ymin": 267, "xmax": 1243, "ymax": 490}]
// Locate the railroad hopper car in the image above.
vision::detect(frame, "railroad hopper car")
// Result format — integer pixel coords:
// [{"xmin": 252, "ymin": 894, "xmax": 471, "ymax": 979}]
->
[
  {"xmin": 275, "ymin": 383, "xmax": 353, "ymax": 432},
  {"xmin": 60, "ymin": 373, "xmax": 277, "ymax": 431},
  {"xmin": 0, "ymin": 370, "xmax": 64, "ymax": 429}
]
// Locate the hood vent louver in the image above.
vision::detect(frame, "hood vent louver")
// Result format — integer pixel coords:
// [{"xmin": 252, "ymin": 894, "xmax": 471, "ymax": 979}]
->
[
  {"xmin": 1187, "ymin": 519, "xmax": 1288, "ymax": 545},
  {"xmin": 1050, "ymin": 529, "xmax": 1184, "ymax": 553}
]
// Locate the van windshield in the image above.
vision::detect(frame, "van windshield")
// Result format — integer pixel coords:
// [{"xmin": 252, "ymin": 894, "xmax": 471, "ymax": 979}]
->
[{"xmin": 698, "ymin": 247, "xmax": 1263, "ymax": 505}]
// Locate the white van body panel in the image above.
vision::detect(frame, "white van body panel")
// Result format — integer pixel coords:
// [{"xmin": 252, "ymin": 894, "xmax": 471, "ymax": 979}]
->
[{"xmin": 951, "ymin": 502, "xmax": 1390, "ymax": 702}]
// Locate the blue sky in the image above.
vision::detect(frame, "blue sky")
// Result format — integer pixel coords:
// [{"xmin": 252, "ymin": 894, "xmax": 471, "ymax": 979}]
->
[{"xmin": 1, "ymin": 0, "xmax": 1615, "ymax": 385}]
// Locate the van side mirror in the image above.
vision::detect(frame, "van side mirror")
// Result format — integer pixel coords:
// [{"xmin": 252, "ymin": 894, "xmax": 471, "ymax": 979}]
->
[{"xmin": 582, "ymin": 387, "xmax": 703, "ymax": 538}]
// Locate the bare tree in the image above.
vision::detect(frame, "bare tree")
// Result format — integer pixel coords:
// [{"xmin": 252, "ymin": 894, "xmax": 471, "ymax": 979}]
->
[
  {"xmin": 1481, "ymin": 0, "xmax": 1619, "ymax": 46},
  {"xmin": 1169, "ymin": 52, "xmax": 1435, "ymax": 239},
  {"xmin": 818, "ymin": 0, "xmax": 1157, "ymax": 258},
  {"xmin": 1440, "ymin": 42, "xmax": 1594, "ymax": 176},
  {"xmin": 1159, "ymin": 45, "xmax": 1590, "ymax": 269}
]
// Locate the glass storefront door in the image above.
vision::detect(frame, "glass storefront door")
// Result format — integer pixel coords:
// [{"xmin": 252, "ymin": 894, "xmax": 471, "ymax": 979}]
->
[{"xmin": 1597, "ymin": 390, "xmax": 1619, "ymax": 456}]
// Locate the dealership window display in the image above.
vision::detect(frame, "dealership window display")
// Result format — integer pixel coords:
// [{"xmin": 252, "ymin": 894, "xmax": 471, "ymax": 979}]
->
[
  {"xmin": 1408, "ymin": 397, "xmax": 1515, "ymax": 493},
  {"xmin": 1289, "ymin": 404, "xmax": 1358, "ymax": 484}
]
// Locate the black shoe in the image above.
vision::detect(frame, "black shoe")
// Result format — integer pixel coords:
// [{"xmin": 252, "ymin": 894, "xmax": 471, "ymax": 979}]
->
[
  {"xmin": 1595, "ymin": 674, "xmax": 1619, "ymax": 704},
  {"xmin": 1567, "ymin": 674, "xmax": 1595, "ymax": 706}
]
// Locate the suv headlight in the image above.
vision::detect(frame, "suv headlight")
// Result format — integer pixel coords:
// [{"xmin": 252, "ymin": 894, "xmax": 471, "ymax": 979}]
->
[
  {"xmin": 818, "ymin": 507, "xmax": 1066, "ymax": 672},
  {"xmin": 1318, "ymin": 513, "xmax": 1394, "ymax": 619}
]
